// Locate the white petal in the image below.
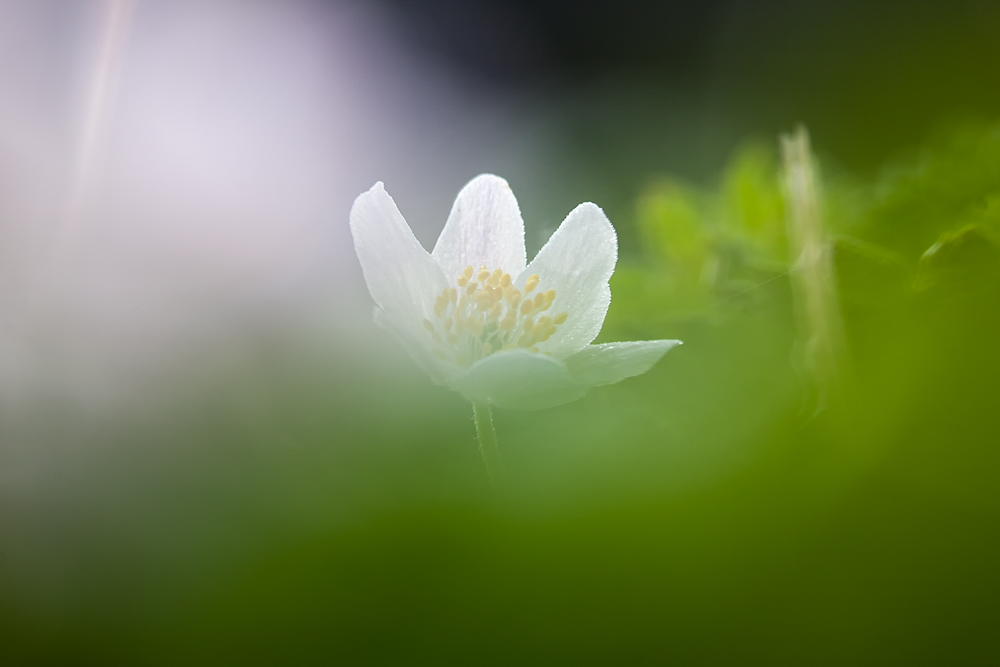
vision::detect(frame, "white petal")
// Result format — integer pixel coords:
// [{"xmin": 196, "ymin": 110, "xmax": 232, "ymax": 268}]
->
[
  {"xmin": 431, "ymin": 174, "xmax": 527, "ymax": 282},
  {"xmin": 350, "ymin": 182, "xmax": 449, "ymax": 338},
  {"xmin": 373, "ymin": 307, "xmax": 450, "ymax": 385},
  {"xmin": 566, "ymin": 340, "xmax": 682, "ymax": 388},
  {"xmin": 450, "ymin": 350, "xmax": 587, "ymax": 411},
  {"xmin": 518, "ymin": 202, "xmax": 618, "ymax": 359}
]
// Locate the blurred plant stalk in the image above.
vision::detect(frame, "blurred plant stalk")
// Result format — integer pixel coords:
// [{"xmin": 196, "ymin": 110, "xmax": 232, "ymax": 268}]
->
[
  {"xmin": 33, "ymin": 0, "xmax": 134, "ymax": 318},
  {"xmin": 781, "ymin": 126, "xmax": 846, "ymax": 411},
  {"xmin": 472, "ymin": 403, "xmax": 506, "ymax": 491},
  {"xmin": 57, "ymin": 0, "xmax": 134, "ymax": 256}
]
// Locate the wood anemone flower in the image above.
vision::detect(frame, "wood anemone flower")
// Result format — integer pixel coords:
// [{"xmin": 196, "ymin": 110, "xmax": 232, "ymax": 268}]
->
[{"xmin": 350, "ymin": 174, "xmax": 681, "ymax": 412}]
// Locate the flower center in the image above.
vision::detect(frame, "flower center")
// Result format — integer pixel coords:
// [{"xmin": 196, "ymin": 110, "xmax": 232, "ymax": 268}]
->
[{"xmin": 423, "ymin": 265, "xmax": 568, "ymax": 367}]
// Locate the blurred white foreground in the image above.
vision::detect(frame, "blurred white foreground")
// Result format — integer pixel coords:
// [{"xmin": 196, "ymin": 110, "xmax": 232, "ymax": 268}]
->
[{"xmin": 0, "ymin": 0, "xmax": 548, "ymax": 414}]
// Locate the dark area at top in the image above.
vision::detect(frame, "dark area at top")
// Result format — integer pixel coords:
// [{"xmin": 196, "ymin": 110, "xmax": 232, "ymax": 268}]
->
[
  {"xmin": 374, "ymin": 0, "xmax": 1000, "ymax": 171},
  {"xmin": 377, "ymin": 0, "xmax": 731, "ymax": 83}
]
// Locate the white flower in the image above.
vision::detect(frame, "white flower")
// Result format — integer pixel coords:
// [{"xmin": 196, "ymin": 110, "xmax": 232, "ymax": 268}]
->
[{"xmin": 349, "ymin": 174, "xmax": 681, "ymax": 410}]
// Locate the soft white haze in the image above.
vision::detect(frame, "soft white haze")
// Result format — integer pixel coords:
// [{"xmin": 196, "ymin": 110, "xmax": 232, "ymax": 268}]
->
[{"xmin": 0, "ymin": 0, "xmax": 550, "ymax": 411}]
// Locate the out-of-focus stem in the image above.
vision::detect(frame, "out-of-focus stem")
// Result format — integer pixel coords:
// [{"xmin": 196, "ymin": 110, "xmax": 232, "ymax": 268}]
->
[
  {"xmin": 472, "ymin": 402, "xmax": 506, "ymax": 491},
  {"xmin": 781, "ymin": 126, "xmax": 845, "ymax": 411}
]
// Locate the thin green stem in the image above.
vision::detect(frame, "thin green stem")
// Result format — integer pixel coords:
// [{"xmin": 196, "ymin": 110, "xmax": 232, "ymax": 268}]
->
[{"xmin": 472, "ymin": 402, "xmax": 505, "ymax": 490}]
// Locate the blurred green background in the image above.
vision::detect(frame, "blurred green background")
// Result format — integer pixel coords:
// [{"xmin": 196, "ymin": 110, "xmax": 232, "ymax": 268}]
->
[{"xmin": 2, "ymin": 0, "xmax": 1000, "ymax": 664}]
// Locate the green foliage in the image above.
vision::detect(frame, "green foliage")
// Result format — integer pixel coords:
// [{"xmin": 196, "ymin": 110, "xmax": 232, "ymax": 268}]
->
[
  {"xmin": 610, "ymin": 141, "xmax": 789, "ymax": 329},
  {"xmin": 859, "ymin": 123, "xmax": 1000, "ymax": 260},
  {"xmin": 719, "ymin": 142, "xmax": 787, "ymax": 263},
  {"xmin": 612, "ymin": 122, "xmax": 1000, "ymax": 330},
  {"xmin": 915, "ymin": 223, "xmax": 1000, "ymax": 291}
]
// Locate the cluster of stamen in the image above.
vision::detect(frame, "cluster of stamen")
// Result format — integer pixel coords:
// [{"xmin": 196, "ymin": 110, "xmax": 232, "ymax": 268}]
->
[{"xmin": 423, "ymin": 265, "xmax": 567, "ymax": 367}]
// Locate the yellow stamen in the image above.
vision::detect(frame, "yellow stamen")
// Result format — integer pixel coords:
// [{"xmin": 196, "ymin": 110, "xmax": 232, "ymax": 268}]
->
[{"xmin": 429, "ymin": 265, "xmax": 568, "ymax": 365}]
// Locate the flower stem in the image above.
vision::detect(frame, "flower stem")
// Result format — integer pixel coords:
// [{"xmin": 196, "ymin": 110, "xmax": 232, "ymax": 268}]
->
[{"xmin": 472, "ymin": 402, "xmax": 505, "ymax": 490}]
